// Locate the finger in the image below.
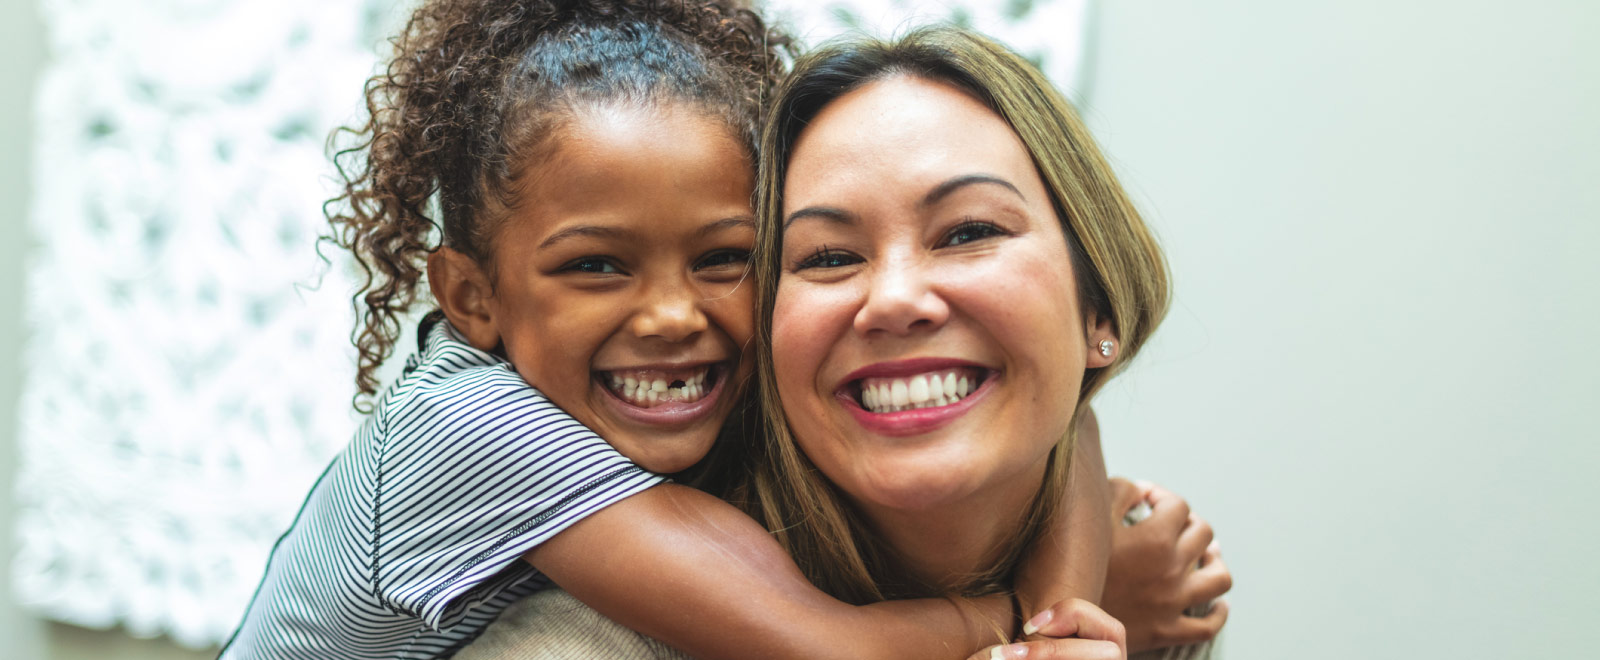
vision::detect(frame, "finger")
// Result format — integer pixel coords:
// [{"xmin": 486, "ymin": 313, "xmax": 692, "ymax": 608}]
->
[
  {"xmin": 1197, "ymin": 538, "xmax": 1221, "ymax": 568},
  {"xmin": 1143, "ymin": 484, "xmax": 1191, "ymax": 535},
  {"xmin": 1176, "ymin": 514, "xmax": 1214, "ymax": 563},
  {"xmin": 1109, "ymin": 478, "xmax": 1144, "ymax": 516},
  {"xmin": 1110, "ymin": 479, "xmax": 1150, "ymax": 527},
  {"xmin": 983, "ymin": 639, "xmax": 1125, "ymax": 660},
  {"xmin": 1155, "ymin": 599, "xmax": 1230, "ymax": 646},
  {"xmin": 1024, "ymin": 599, "xmax": 1126, "ymax": 647},
  {"xmin": 1185, "ymin": 554, "xmax": 1233, "ymax": 604}
]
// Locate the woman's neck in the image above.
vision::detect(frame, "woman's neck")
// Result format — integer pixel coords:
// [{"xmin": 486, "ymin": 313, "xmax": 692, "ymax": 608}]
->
[{"xmin": 855, "ymin": 460, "xmax": 1050, "ymax": 594}]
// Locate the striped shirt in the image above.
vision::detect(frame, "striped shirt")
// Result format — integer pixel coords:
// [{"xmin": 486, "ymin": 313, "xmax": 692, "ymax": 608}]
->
[{"xmin": 220, "ymin": 317, "xmax": 665, "ymax": 660}]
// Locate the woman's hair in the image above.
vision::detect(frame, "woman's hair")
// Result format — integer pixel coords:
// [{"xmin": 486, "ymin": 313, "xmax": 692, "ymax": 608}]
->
[
  {"xmin": 743, "ymin": 26, "xmax": 1170, "ymax": 603},
  {"xmin": 326, "ymin": 0, "xmax": 793, "ymax": 409}
]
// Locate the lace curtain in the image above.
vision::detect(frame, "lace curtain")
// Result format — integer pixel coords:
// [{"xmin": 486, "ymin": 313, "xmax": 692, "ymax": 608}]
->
[{"xmin": 13, "ymin": 0, "xmax": 1086, "ymax": 648}]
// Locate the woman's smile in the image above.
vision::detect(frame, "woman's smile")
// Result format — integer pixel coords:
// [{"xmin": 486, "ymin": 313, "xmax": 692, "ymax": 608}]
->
[{"xmin": 834, "ymin": 358, "xmax": 996, "ymax": 436}]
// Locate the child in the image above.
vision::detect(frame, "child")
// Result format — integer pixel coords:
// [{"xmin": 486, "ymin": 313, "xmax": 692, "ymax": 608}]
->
[{"xmin": 222, "ymin": 2, "xmax": 1201, "ymax": 659}]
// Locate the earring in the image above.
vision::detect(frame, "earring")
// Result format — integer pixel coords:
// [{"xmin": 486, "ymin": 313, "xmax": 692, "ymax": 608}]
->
[{"xmin": 1098, "ymin": 339, "xmax": 1115, "ymax": 357}]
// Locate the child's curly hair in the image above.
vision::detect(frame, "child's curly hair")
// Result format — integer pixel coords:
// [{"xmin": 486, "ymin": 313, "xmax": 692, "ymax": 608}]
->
[{"xmin": 325, "ymin": 0, "xmax": 793, "ymax": 410}]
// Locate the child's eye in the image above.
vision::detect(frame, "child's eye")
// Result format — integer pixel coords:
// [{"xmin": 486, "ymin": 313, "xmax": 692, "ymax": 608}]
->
[
  {"xmin": 561, "ymin": 257, "xmax": 624, "ymax": 275},
  {"xmin": 793, "ymin": 245, "xmax": 861, "ymax": 271},
  {"xmin": 940, "ymin": 220, "xmax": 1007, "ymax": 247},
  {"xmin": 695, "ymin": 249, "xmax": 750, "ymax": 271}
]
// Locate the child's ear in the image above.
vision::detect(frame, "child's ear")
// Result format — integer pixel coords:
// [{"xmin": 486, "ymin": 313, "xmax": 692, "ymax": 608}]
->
[
  {"xmin": 427, "ymin": 248, "xmax": 501, "ymax": 352},
  {"xmin": 1084, "ymin": 309, "xmax": 1119, "ymax": 369}
]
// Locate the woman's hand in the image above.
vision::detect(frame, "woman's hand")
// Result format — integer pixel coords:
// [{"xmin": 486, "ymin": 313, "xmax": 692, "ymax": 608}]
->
[
  {"xmin": 970, "ymin": 599, "xmax": 1126, "ymax": 660},
  {"xmin": 1100, "ymin": 479, "xmax": 1231, "ymax": 652}
]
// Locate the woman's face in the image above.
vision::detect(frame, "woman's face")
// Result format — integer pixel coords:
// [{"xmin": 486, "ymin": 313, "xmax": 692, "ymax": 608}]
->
[{"xmin": 773, "ymin": 76, "xmax": 1105, "ymax": 515}]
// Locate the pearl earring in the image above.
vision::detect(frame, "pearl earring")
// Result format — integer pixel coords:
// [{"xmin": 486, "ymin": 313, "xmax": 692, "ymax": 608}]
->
[{"xmin": 1098, "ymin": 340, "xmax": 1115, "ymax": 357}]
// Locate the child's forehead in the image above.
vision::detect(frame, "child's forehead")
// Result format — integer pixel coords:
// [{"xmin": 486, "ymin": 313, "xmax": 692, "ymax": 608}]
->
[
  {"xmin": 526, "ymin": 102, "xmax": 751, "ymax": 176},
  {"xmin": 498, "ymin": 103, "xmax": 756, "ymax": 246}
]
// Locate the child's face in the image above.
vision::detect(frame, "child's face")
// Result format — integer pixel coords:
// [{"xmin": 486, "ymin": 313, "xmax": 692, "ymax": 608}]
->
[{"xmin": 482, "ymin": 104, "xmax": 755, "ymax": 474}]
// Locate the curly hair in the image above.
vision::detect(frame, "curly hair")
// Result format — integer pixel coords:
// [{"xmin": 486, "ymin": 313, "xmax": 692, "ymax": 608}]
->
[{"xmin": 325, "ymin": 0, "xmax": 793, "ymax": 409}]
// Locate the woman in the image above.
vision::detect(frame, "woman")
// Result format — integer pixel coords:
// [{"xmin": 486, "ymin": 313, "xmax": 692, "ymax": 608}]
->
[{"xmin": 460, "ymin": 26, "xmax": 1228, "ymax": 660}]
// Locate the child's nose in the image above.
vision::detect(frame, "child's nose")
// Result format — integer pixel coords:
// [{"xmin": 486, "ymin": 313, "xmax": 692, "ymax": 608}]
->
[{"xmin": 630, "ymin": 282, "xmax": 709, "ymax": 343}]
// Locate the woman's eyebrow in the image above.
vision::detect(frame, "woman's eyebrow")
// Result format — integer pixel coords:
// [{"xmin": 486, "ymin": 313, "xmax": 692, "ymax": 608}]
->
[
  {"xmin": 782, "ymin": 205, "xmax": 855, "ymax": 231},
  {"xmin": 922, "ymin": 174, "xmax": 1025, "ymax": 207}
]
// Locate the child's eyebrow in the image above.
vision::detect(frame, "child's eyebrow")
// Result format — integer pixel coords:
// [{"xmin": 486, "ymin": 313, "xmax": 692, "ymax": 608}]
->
[
  {"xmin": 696, "ymin": 216, "xmax": 756, "ymax": 238},
  {"xmin": 538, "ymin": 224, "xmax": 635, "ymax": 250}
]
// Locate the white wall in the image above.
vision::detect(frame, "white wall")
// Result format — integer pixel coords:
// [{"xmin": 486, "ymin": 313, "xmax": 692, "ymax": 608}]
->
[{"xmin": 1085, "ymin": 1, "xmax": 1600, "ymax": 658}]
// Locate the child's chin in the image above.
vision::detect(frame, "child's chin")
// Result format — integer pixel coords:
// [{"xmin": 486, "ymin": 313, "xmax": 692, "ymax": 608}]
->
[{"xmin": 612, "ymin": 434, "xmax": 715, "ymax": 474}]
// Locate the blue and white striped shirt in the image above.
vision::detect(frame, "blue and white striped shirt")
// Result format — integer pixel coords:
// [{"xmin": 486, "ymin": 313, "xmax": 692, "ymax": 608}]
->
[{"xmin": 221, "ymin": 318, "xmax": 664, "ymax": 659}]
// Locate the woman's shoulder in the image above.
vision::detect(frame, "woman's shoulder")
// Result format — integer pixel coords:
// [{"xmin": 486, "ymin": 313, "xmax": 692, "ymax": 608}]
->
[{"xmin": 455, "ymin": 589, "xmax": 688, "ymax": 660}]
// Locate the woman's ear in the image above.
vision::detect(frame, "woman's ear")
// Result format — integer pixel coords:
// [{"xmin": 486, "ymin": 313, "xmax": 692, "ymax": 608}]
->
[
  {"xmin": 427, "ymin": 248, "xmax": 502, "ymax": 351},
  {"xmin": 1084, "ymin": 310, "xmax": 1118, "ymax": 369}
]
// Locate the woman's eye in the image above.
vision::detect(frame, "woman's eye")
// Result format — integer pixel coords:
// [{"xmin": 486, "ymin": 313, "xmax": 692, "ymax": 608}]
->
[
  {"xmin": 794, "ymin": 246, "xmax": 861, "ymax": 271},
  {"xmin": 941, "ymin": 220, "xmax": 1007, "ymax": 247},
  {"xmin": 562, "ymin": 257, "xmax": 623, "ymax": 275},
  {"xmin": 695, "ymin": 249, "xmax": 750, "ymax": 271}
]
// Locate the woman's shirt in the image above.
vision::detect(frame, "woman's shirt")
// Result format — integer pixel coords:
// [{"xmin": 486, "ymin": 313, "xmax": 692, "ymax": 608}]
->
[{"xmin": 453, "ymin": 589, "xmax": 684, "ymax": 660}]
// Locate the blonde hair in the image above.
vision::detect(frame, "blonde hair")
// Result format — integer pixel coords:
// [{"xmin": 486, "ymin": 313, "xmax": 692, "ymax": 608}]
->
[{"xmin": 739, "ymin": 26, "xmax": 1170, "ymax": 604}]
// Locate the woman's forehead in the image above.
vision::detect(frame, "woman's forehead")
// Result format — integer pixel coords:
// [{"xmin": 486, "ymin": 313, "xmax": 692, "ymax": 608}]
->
[{"xmin": 782, "ymin": 76, "xmax": 1042, "ymax": 211}]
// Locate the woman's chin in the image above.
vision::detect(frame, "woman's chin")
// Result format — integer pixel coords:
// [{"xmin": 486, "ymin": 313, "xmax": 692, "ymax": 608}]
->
[{"xmin": 844, "ymin": 455, "xmax": 992, "ymax": 514}]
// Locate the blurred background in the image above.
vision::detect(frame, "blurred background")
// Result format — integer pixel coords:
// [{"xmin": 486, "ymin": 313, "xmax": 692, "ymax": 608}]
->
[{"xmin": 2, "ymin": 0, "xmax": 1596, "ymax": 658}]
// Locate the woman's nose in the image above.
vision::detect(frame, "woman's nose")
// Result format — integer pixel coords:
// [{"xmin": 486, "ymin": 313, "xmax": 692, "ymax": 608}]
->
[
  {"xmin": 631, "ymin": 279, "xmax": 709, "ymax": 343},
  {"xmin": 852, "ymin": 259, "xmax": 950, "ymax": 337}
]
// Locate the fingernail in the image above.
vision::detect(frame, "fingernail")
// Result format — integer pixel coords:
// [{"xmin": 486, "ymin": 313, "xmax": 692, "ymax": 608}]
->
[
  {"xmin": 1022, "ymin": 608, "xmax": 1052, "ymax": 636},
  {"xmin": 991, "ymin": 644, "xmax": 1029, "ymax": 659}
]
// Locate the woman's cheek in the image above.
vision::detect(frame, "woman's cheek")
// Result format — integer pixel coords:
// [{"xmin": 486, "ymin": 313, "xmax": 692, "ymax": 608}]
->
[{"xmin": 771, "ymin": 279, "xmax": 845, "ymax": 416}]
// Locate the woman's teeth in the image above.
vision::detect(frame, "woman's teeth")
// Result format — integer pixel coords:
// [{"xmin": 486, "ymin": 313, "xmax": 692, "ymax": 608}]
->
[
  {"xmin": 859, "ymin": 370, "xmax": 977, "ymax": 413},
  {"xmin": 607, "ymin": 368, "xmax": 711, "ymax": 408}
]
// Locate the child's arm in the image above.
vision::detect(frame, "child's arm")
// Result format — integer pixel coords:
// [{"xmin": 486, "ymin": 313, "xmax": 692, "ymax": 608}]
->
[
  {"xmin": 526, "ymin": 410, "xmax": 1112, "ymax": 660},
  {"xmin": 525, "ymin": 484, "xmax": 1011, "ymax": 660},
  {"xmin": 1014, "ymin": 407, "xmax": 1113, "ymax": 630}
]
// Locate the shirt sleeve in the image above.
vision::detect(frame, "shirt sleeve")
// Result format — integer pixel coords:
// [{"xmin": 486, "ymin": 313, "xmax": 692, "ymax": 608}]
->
[{"xmin": 369, "ymin": 366, "xmax": 665, "ymax": 631}]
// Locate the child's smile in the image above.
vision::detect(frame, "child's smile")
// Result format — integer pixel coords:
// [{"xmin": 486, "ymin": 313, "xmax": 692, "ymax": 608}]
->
[
  {"xmin": 600, "ymin": 364, "xmax": 719, "ymax": 407},
  {"xmin": 448, "ymin": 103, "xmax": 756, "ymax": 474}
]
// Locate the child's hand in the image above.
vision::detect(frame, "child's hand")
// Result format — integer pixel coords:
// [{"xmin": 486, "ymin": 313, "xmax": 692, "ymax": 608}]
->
[
  {"xmin": 1101, "ymin": 479, "xmax": 1231, "ymax": 652},
  {"xmin": 972, "ymin": 598, "xmax": 1126, "ymax": 660}
]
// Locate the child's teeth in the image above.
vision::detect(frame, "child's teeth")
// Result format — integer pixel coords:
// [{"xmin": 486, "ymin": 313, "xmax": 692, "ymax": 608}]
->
[{"xmin": 607, "ymin": 368, "xmax": 714, "ymax": 408}]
